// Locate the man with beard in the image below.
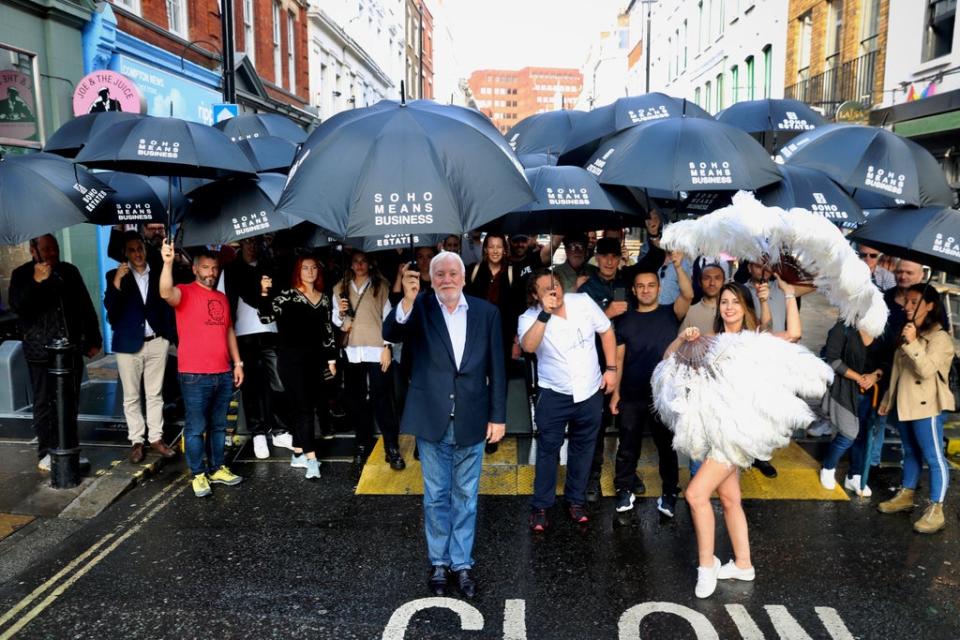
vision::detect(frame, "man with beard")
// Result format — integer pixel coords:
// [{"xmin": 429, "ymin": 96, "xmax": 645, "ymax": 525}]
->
[{"xmin": 679, "ymin": 262, "xmax": 725, "ymax": 334}]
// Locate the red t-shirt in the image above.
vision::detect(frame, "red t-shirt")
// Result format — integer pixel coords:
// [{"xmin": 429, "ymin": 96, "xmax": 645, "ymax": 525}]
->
[{"xmin": 174, "ymin": 282, "xmax": 232, "ymax": 373}]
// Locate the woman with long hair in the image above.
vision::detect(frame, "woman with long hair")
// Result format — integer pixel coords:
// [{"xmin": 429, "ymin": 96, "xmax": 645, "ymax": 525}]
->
[
  {"xmin": 877, "ymin": 283, "xmax": 954, "ymax": 533},
  {"xmin": 259, "ymin": 255, "xmax": 337, "ymax": 480},
  {"xmin": 663, "ymin": 275, "xmax": 801, "ymax": 598},
  {"xmin": 333, "ymin": 250, "xmax": 404, "ymax": 469}
]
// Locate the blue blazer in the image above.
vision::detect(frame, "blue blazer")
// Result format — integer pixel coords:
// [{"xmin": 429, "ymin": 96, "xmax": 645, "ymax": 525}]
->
[
  {"xmin": 103, "ymin": 266, "xmax": 176, "ymax": 354},
  {"xmin": 383, "ymin": 292, "xmax": 506, "ymax": 445}
]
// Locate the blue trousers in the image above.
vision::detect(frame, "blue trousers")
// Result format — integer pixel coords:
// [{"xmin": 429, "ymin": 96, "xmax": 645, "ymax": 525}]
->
[
  {"xmin": 417, "ymin": 422, "xmax": 485, "ymax": 571},
  {"xmin": 532, "ymin": 388, "xmax": 602, "ymax": 509},
  {"xmin": 823, "ymin": 392, "xmax": 879, "ymax": 475},
  {"xmin": 897, "ymin": 412, "xmax": 950, "ymax": 503},
  {"xmin": 180, "ymin": 372, "xmax": 234, "ymax": 475}
]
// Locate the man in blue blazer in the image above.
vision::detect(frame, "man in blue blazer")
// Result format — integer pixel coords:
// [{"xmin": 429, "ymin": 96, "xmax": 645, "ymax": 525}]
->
[
  {"xmin": 383, "ymin": 251, "xmax": 506, "ymax": 599},
  {"xmin": 104, "ymin": 231, "xmax": 177, "ymax": 464}
]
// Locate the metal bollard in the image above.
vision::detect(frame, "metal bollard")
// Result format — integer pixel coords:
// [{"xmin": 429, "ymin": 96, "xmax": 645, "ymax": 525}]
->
[{"xmin": 48, "ymin": 338, "xmax": 80, "ymax": 489}]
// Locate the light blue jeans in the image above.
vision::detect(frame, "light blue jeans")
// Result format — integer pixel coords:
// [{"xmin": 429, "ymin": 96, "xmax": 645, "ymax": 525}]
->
[{"xmin": 417, "ymin": 422, "xmax": 485, "ymax": 571}]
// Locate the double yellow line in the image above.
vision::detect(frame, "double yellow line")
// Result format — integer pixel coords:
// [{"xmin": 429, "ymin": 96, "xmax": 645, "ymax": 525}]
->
[{"xmin": 0, "ymin": 475, "xmax": 187, "ymax": 639}]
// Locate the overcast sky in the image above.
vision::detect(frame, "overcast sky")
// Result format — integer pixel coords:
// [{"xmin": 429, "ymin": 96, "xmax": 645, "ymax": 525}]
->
[{"xmin": 440, "ymin": 0, "xmax": 627, "ymax": 76}]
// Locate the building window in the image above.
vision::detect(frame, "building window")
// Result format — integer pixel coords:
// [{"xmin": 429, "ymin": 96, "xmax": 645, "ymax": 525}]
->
[
  {"xmin": 825, "ymin": 0, "xmax": 843, "ymax": 70},
  {"xmin": 668, "ymin": 37, "xmax": 674, "ymax": 80},
  {"xmin": 860, "ymin": 0, "xmax": 881, "ymax": 54},
  {"xmin": 697, "ymin": 1, "xmax": 704, "ymax": 52},
  {"xmin": 705, "ymin": 81, "xmax": 712, "ymax": 112},
  {"xmin": 113, "ymin": 0, "xmax": 141, "ymax": 15},
  {"xmin": 682, "ymin": 19, "xmax": 688, "ymax": 70},
  {"xmin": 243, "ymin": 0, "xmax": 256, "ymax": 62},
  {"xmin": 762, "ymin": 45, "xmax": 772, "ymax": 99},
  {"xmin": 716, "ymin": 72, "xmax": 724, "ymax": 110},
  {"xmin": 287, "ymin": 10, "xmax": 296, "ymax": 93},
  {"xmin": 796, "ymin": 11, "xmax": 812, "ymax": 85},
  {"xmin": 745, "ymin": 55, "xmax": 755, "ymax": 100},
  {"xmin": 0, "ymin": 44, "xmax": 43, "ymax": 149},
  {"xmin": 674, "ymin": 29, "xmax": 680, "ymax": 77},
  {"xmin": 923, "ymin": 0, "xmax": 956, "ymax": 61},
  {"xmin": 718, "ymin": 0, "xmax": 725, "ymax": 34},
  {"xmin": 166, "ymin": 0, "xmax": 187, "ymax": 38},
  {"xmin": 694, "ymin": 86, "xmax": 701, "ymax": 106},
  {"xmin": 731, "ymin": 64, "xmax": 739, "ymax": 102},
  {"xmin": 273, "ymin": 1, "xmax": 282, "ymax": 84}
]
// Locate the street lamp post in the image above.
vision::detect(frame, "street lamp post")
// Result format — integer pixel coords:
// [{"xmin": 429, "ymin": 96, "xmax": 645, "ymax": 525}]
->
[{"xmin": 220, "ymin": 0, "xmax": 237, "ymax": 103}]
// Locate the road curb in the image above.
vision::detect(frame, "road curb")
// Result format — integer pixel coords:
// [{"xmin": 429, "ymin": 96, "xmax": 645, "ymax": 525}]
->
[{"xmin": 59, "ymin": 454, "xmax": 173, "ymax": 520}]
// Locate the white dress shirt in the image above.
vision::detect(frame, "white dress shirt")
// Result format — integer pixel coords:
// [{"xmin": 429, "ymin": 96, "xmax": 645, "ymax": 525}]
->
[
  {"xmin": 395, "ymin": 292, "xmax": 469, "ymax": 369},
  {"xmin": 332, "ymin": 279, "xmax": 393, "ymax": 364},
  {"xmin": 130, "ymin": 264, "xmax": 155, "ymax": 337},
  {"xmin": 517, "ymin": 292, "xmax": 611, "ymax": 402}
]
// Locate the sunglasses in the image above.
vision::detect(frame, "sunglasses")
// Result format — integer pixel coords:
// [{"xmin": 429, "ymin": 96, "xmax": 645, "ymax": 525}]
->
[{"xmin": 859, "ymin": 252, "xmax": 880, "ymax": 259}]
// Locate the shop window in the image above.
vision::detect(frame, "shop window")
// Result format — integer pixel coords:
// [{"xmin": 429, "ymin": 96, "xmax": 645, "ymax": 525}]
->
[
  {"xmin": 923, "ymin": 0, "xmax": 956, "ymax": 61},
  {"xmin": 0, "ymin": 43, "xmax": 43, "ymax": 152}
]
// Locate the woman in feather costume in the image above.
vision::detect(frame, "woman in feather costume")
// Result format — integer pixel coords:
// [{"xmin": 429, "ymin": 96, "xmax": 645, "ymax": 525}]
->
[{"xmin": 656, "ymin": 279, "xmax": 833, "ymax": 599}]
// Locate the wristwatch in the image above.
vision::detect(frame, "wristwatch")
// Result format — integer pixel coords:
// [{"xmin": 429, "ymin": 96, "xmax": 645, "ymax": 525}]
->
[{"xmin": 234, "ymin": 361, "xmax": 244, "ymax": 368}]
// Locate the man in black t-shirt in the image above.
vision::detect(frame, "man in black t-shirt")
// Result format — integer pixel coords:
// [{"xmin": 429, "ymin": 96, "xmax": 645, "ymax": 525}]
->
[{"xmin": 610, "ymin": 257, "xmax": 692, "ymax": 518}]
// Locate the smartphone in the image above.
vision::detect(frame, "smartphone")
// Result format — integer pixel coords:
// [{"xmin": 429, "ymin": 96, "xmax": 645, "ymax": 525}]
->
[
  {"xmin": 406, "ymin": 260, "xmax": 419, "ymax": 273},
  {"xmin": 613, "ymin": 287, "xmax": 626, "ymax": 302}
]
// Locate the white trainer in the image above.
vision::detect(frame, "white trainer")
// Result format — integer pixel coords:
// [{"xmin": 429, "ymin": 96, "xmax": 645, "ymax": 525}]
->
[
  {"xmin": 844, "ymin": 475, "xmax": 872, "ymax": 497},
  {"xmin": 806, "ymin": 420, "xmax": 833, "ymax": 437},
  {"xmin": 819, "ymin": 467, "xmax": 837, "ymax": 491},
  {"xmin": 695, "ymin": 557, "xmax": 721, "ymax": 599},
  {"xmin": 272, "ymin": 432, "xmax": 294, "ymax": 451},
  {"xmin": 37, "ymin": 454, "xmax": 51, "ymax": 472},
  {"xmin": 290, "ymin": 453, "xmax": 308, "ymax": 469},
  {"xmin": 253, "ymin": 435, "xmax": 270, "ymax": 459},
  {"xmin": 717, "ymin": 559, "xmax": 755, "ymax": 581}
]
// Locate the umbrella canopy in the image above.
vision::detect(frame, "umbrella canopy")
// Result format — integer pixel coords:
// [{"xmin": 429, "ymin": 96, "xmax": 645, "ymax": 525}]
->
[
  {"xmin": 779, "ymin": 124, "xmax": 953, "ymax": 208},
  {"xmin": 585, "ymin": 117, "xmax": 782, "ymax": 194},
  {"xmin": 715, "ymin": 98, "xmax": 826, "ymax": 152},
  {"xmin": 306, "ymin": 228, "xmax": 445, "ymax": 253},
  {"xmin": 506, "ymin": 110, "xmax": 588, "ymax": 156},
  {"xmin": 276, "ymin": 99, "xmax": 534, "ymax": 239},
  {"xmin": 179, "ymin": 173, "xmax": 302, "ymax": 246},
  {"xmin": 236, "ymin": 136, "xmax": 298, "ymax": 173},
  {"xmin": 517, "ymin": 152, "xmax": 559, "ymax": 169},
  {"xmin": 0, "ymin": 152, "xmax": 115, "ymax": 245},
  {"xmin": 848, "ymin": 207, "xmax": 960, "ymax": 273},
  {"xmin": 560, "ymin": 94, "xmax": 713, "ymax": 165},
  {"xmin": 493, "ymin": 165, "xmax": 643, "ymax": 234},
  {"xmin": 43, "ymin": 112, "xmax": 145, "ymax": 158},
  {"xmin": 95, "ymin": 171, "xmax": 187, "ymax": 225},
  {"xmin": 214, "ymin": 113, "xmax": 308, "ymax": 144},
  {"xmin": 75, "ymin": 116, "xmax": 257, "ymax": 179},
  {"xmin": 756, "ymin": 164, "xmax": 866, "ymax": 228}
]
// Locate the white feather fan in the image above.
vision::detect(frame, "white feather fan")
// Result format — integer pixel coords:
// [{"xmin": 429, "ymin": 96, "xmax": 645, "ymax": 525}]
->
[
  {"xmin": 661, "ymin": 191, "xmax": 888, "ymax": 337},
  {"xmin": 652, "ymin": 332, "xmax": 834, "ymax": 467}
]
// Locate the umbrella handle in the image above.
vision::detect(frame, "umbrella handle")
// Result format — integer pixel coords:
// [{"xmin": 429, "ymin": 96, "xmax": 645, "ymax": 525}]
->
[{"xmin": 871, "ymin": 384, "xmax": 879, "ymax": 409}]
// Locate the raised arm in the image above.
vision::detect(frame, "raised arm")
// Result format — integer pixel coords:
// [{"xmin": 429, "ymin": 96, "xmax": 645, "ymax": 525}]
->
[{"xmin": 159, "ymin": 239, "xmax": 181, "ymax": 307}]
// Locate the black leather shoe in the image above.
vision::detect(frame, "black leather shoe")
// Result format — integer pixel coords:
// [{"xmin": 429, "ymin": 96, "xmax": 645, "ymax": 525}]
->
[
  {"xmin": 386, "ymin": 447, "xmax": 406, "ymax": 471},
  {"xmin": 753, "ymin": 459, "xmax": 778, "ymax": 478},
  {"xmin": 427, "ymin": 565, "xmax": 448, "ymax": 596},
  {"xmin": 454, "ymin": 568, "xmax": 476, "ymax": 598}
]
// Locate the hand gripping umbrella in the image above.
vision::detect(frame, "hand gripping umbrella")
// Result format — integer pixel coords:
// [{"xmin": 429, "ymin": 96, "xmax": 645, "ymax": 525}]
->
[
  {"xmin": 275, "ymin": 98, "xmax": 534, "ymax": 240},
  {"xmin": 0, "ymin": 152, "xmax": 115, "ymax": 245},
  {"xmin": 214, "ymin": 112, "xmax": 308, "ymax": 144},
  {"xmin": 756, "ymin": 164, "xmax": 866, "ymax": 229},
  {"xmin": 715, "ymin": 98, "xmax": 826, "ymax": 153},
  {"xmin": 779, "ymin": 124, "xmax": 953, "ymax": 208},
  {"xmin": 43, "ymin": 112, "xmax": 145, "ymax": 158}
]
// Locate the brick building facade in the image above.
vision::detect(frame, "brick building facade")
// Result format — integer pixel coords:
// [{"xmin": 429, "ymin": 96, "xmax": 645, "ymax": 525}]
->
[
  {"xmin": 784, "ymin": 0, "xmax": 888, "ymax": 117},
  {"xmin": 404, "ymin": 0, "xmax": 433, "ymax": 99},
  {"xmin": 467, "ymin": 67, "xmax": 582, "ymax": 134}
]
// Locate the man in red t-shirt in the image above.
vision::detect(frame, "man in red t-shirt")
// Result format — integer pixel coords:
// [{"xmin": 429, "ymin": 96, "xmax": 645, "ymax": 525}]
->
[{"xmin": 160, "ymin": 240, "xmax": 245, "ymax": 497}]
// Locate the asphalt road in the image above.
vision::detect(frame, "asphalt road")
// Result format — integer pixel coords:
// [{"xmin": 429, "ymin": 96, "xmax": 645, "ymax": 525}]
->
[{"xmin": 0, "ymin": 457, "xmax": 956, "ymax": 639}]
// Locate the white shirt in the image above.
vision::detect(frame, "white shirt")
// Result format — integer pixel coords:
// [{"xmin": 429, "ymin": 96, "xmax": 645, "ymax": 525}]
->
[
  {"xmin": 395, "ymin": 292, "xmax": 469, "ymax": 369},
  {"xmin": 332, "ymin": 279, "xmax": 393, "ymax": 364},
  {"xmin": 130, "ymin": 263, "xmax": 154, "ymax": 337},
  {"xmin": 517, "ymin": 292, "xmax": 611, "ymax": 402}
]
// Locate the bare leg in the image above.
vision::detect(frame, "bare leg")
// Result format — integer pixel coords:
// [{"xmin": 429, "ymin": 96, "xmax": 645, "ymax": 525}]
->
[
  {"xmin": 685, "ymin": 458, "xmax": 738, "ymax": 568},
  {"xmin": 717, "ymin": 469, "xmax": 751, "ymax": 569}
]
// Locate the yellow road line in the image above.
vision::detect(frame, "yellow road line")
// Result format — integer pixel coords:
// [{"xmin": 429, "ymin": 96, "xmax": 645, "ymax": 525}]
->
[{"xmin": 0, "ymin": 474, "xmax": 187, "ymax": 638}]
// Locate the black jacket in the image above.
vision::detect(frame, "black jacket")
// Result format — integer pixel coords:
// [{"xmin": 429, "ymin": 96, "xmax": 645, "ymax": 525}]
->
[{"xmin": 103, "ymin": 265, "xmax": 176, "ymax": 353}]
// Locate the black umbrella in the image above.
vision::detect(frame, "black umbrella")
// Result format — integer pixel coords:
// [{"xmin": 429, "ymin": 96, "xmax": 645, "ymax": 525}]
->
[
  {"xmin": 236, "ymin": 136, "xmax": 298, "ymax": 173},
  {"xmin": 306, "ymin": 227, "xmax": 444, "ymax": 253},
  {"xmin": 585, "ymin": 117, "xmax": 782, "ymax": 194},
  {"xmin": 756, "ymin": 164, "xmax": 866, "ymax": 228},
  {"xmin": 493, "ymin": 165, "xmax": 642, "ymax": 234},
  {"xmin": 517, "ymin": 152, "xmax": 559, "ymax": 169},
  {"xmin": 506, "ymin": 110, "xmax": 588, "ymax": 155},
  {"xmin": 179, "ymin": 173, "xmax": 303, "ymax": 246},
  {"xmin": 43, "ymin": 112, "xmax": 145, "ymax": 158},
  {"xmin": 275, "ymin": 98, "xmax": 534, "ymax": 239},
  {"xmin": 93, "ymin": 171, "xmax": 188, "ymax": 226},
  {"xmin": 848, "ymin": 207, "xmax": 960, "ymax": 272},
  {"xmin": 779, "ymin": 124, "xmax": 953, "ymax": 208},
  {"xmin": 214, "ymin": 113, "xmax": 309, "ymax": 144},
  {"xmin": 715, "ymin": 98, "xmax": 826, "ymax": 152},
  {"xmin": 0, "ymin": 152, "xmax": 115, "ymax": 245},
  {"xmin": 560, "ymin": 94, "xmax": 713, "ymax": 165}
]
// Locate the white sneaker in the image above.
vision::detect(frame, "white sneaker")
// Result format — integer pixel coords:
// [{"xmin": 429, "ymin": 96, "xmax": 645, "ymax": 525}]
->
[
  {"xmin": 37, "ymin": 454, "xmax": 50, "ymax": 471},
  {"xmin": 717, "ymin": 559, "xmax": 755, "ymax": 581},
  {"xmin": 290, "ymin": 453, "xmax": 308, "ymax": 469},
  {"xmin": 819, "ymin": 467, "xmax": 837, "ymax": 490},
  {"xmin": 272, "ymin": 432, "xmax": 294, "ymax": 451},
  {"xmin": 806, "ymin": 420, "xmax": 833, "ymax": 437},
  {"xmin": 844, "ymin": 475, "xmax": 872, "ymax": 497},
  {"xmin": 253, "ymin": 435, "xmax": 270, "ymax": 459},
  {"xmin": 695, "ymin": 557, "xmax": 721, "ymax": 599}
]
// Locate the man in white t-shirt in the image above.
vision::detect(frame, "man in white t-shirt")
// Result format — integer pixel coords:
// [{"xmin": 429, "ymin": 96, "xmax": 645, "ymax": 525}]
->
[{"xmin": 519, "ymin": 268, "xmax": 617, "ymax": 531}]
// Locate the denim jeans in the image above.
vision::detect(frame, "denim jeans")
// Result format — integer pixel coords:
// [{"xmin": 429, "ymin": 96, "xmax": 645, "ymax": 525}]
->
[
  {"xmin": 532, "ymin": 388, "xmax": 602, "ymax": 509},
  {"xmin": 856, "ymin": 391, "xmax": 885, "ymax": 467},
  {"xmin": 180, "ymin": 372, "xmax": 234, "ymax": 475},
  {"xmin": 417, "ymin": 422, "xmax": 485, "ymax": 571},
  {"xmin": 898, "ymin": 412, "xmax": 950, "ymax": 503}
]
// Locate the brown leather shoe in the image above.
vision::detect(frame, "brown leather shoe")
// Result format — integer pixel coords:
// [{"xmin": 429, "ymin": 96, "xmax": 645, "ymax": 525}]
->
[
  {"xmin": 129, "ymin": 442, "xmax": 145, "ymax": 464},
  {"xmin": 150, "ymin": 440, "xmax": 176, "ymax": 458}
]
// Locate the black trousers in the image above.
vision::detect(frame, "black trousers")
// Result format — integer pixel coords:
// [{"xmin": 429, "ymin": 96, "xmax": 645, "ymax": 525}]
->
[
  {"xmin": 28, "ymin": 354, "xmax": 82, "ymax": 459},
  {"xmin": 615, "ymin": 398, "xmax": 679, "ymax": 495},
  {"xmin": 237, "ymin": 333, "xmax": 284, "ymax": 435},
  {"xmin": 345, "ymin": 361, "xmax": 400, "ymax": 452},
  {"xmin": 277, "ymin": 350, "xmax": 326, "ymax": 455},
  {"xmin": 590, "ymin": 391, "xmax": 618, "ymax": 476}
]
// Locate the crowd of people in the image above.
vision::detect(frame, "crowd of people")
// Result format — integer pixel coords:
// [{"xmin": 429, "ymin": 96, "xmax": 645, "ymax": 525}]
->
[{"xmin": 5, "ymin": 211, "xmax": 955, "ymax": 599}]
